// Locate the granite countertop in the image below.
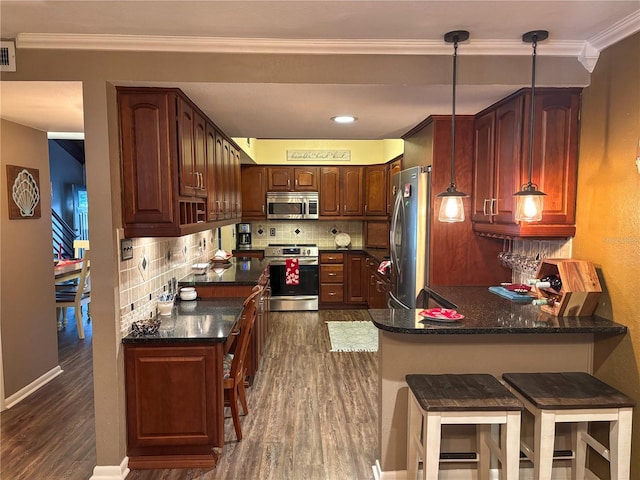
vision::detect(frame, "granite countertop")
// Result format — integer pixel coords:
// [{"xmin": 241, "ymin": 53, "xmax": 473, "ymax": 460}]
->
[
  {"xmin": 369, "ymin": 286, "xmax": 627, "ymax": 335},
  {"xmin": 123, "ymin": 298, "xmax": 244, "ymax": 344},
  {"xmin": 179, "ymin": 257, "xmax": 269, "ymax": 286}
]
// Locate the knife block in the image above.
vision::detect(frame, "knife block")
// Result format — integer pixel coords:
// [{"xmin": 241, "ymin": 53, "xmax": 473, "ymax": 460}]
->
[{"xmin": 534, "ymin": 259, "xmax": 602, "ymax": 317}]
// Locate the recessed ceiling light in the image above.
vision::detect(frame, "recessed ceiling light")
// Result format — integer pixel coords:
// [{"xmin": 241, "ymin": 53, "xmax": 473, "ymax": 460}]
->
[{"xmin": 331, "ymin": 115, "xmax": 357, "ymax": 124}]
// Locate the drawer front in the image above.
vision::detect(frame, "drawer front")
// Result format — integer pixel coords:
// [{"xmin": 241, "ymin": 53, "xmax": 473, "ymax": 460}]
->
[
  {"xmin": 320, "ymin": 265, "xmax": 344, "ymax": 283},
  {"xmin": 320, "ymin": 252, "xmax": 344, "ymax": 264},
  {"xmin": 320, "ymin": 284, "xmax": 344, "ymax": 302}
]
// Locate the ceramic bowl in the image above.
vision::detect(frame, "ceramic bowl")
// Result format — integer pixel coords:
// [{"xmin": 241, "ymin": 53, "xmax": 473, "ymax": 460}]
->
[{"xmin": 180, "ymin": 287, "xmax": 197, "ymax": 301}]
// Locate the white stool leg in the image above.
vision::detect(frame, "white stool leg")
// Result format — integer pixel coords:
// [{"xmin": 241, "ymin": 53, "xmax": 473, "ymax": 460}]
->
[
  {"xmin": 503, "ymin": 411, "xmax": 521, "ymax": 480},
  {"xmin": 477, "ymin": 424, "xmax": 491, "ymax": 480},
  {"xmin": 572, "ymin": 422, "xmax": 588, "ymax": 480},
  {"xmin": 407, "ymin": 393, "xmax": 421, "ymax": 480},
  {"xmin": 534, "ymin": 410, "xmax": 556, "ymax": 480},
  {"xmin": 610, "ymin": 407, "xmax": 633, "ymax": 480},
  {"xmin": 74, "ymin": 307, "xmax": 85, "ymax": 339},
  {"xmin": 423, "ymin": 413, "xmax": 442, "ymax": 480}
]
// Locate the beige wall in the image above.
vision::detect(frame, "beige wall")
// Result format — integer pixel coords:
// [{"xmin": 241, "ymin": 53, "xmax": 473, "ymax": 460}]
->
[
  {"xmin": 574, "ymin": 31, "xmax": 640, "ymax": 476},
  {"xmin": 252, "ymin": 138, "xmax": 403, "ymax": 164},
  {"xmin": 0, "ymin": 119, "xmax": 59, "ymax": 398}
]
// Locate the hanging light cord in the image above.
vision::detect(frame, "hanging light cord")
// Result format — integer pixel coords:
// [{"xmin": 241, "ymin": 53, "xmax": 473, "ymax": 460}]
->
[
  {"xmin": 527, "ymin": 34, "xmax": 538, "ymax": 187},
  {"xmin": 449, "ymin": 36, "xmax": 459, "ymax": 190}
]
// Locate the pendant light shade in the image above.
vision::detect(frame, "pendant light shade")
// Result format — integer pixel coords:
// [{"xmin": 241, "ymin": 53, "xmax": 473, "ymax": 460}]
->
[
  {"xmin": 437, "ymin": 30, "xmax": 469, "ymax": 223},
  {"xmin": 514, "ymin": 30, "xmax": 548, "ymax": 222}
]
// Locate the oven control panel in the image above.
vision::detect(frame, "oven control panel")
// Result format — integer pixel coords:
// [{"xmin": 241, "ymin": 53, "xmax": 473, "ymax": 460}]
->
[{"xmin": 264, "ymin": 245, "xmax": 318, "ymax": 258}]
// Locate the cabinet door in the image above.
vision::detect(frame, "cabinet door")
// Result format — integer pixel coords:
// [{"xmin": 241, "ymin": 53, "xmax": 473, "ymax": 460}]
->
[
  {"xmin": 493, "ymin": 96, "xmax": 523, "ymax": 225},
  {"xmin": 206, "ymin": 124, "xmax": 219, "ymax": 221},
  {"xmin": 319, "ymin": 167, "xmax": 341, "ymax": 216},
  {"xmin": 268, "ymin": 167, "xmax": 292, "ymax": 191},
  {"xmin": 472, "ymin": 111, "xmax": 495, "ymax": 223},
  {"xmin": 119, "ymin": 91, "xmax": 176, "ymax": 226},
  {"xmin": 293, "ymin": 167, "xmax": 318, "ymax": 191},
  {"xmin": 365, "ymin": 221, "xmax": 390, "ymax": 248},
  {"xmin": 364, "ymin": 165, "xmax": 387, "ymax": 216},
  {"xmin": 528, "ymin": 91, "xmax": 580, "ymax": 226},
  {"xmin": 241, "ymin": 165, "xmax": 267, "ymax": 218},
  {"xmin": 178, "ymin": 100, "xmax": 199, "ymax": 197},
  {"xmin": 387, "ymin": 158, "xmax": 402, "ymax": 215},
  {"xmin": 342, "ymin": 167, "xmax": 364, "ymax": 216},
  {"xmin": 193, "ymin": 112, "xmax": 207, "ymax": 198},
  {"xmin": 346, "ymin": 254, "xmax": 367, "ymax": 304},
  {"xmin": 230, "ymin": 144, "xmax": 241, "ymax": 218},
  {"xmin": 214, "ymin": 133, "xmax": 227, "ymax": 219}
]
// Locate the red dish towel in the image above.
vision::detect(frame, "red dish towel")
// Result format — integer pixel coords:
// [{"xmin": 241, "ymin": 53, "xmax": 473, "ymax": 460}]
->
[{"xmin": 285, "ymin": 258, "xmax": 300, "ymax": 285}]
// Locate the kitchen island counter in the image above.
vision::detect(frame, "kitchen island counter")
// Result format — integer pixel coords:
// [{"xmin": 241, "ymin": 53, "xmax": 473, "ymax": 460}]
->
[
  {"xmin": 371, "ymin": 285, "xmax": 629, "ymax": 476},
  {"xmin": 370, "ymin": 286, "xmax": 627, "ymax": 335}
]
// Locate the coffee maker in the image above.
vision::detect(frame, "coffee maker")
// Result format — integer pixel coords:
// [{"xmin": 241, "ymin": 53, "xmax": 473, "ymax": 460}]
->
[{"xmin": 236, "ymin": 223, "xmax": 252, "ymax": 250}]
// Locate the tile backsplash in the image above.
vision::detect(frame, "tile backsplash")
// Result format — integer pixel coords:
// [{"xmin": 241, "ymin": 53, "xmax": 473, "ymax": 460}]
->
[
  {"xmin": 117, "ymin": 228, "xmax": 218, "ymax": 334},
  {"xmin": 510, "ymin": 238, "xmax": 573, "ymax": 284},
  {"xmin": 250, "ymin": 220, "xmax": 363, "ymax": 249}
]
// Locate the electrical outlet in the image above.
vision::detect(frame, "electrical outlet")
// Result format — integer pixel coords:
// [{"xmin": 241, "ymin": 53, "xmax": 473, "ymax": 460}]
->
[
  {"xmin": 120, "ymin": 238, "xmax": 133, "ymax": 261},
  {"xmin": 270, "ymin": 227, "xmax": 276, "ymax": 236}
]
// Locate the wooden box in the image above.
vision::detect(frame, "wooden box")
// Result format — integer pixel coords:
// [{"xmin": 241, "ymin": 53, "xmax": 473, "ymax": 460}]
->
[{"xmin": 535, "ymin": 259, "xmax": 602, "ymax": 317}]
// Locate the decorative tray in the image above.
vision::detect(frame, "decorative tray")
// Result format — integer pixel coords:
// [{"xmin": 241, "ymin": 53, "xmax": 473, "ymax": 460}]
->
[{"xmin": 419, "ymin": 308, "xmax": 465, "ymax": 322}]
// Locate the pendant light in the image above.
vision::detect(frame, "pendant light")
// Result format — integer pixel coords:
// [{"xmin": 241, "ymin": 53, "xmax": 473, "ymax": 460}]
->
[
  {"xmin": 514, "ymin": 30, "xmax": 548, "ymax": 222},
  {"xmin": 437, "ymin": 30, "xmax": 469, "ymax": 223}
]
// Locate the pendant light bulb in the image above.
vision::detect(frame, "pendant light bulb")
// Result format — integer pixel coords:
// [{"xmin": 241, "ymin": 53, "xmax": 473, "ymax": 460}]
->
[
  {"xmin": 437, "ymin": 30, "xmax": 470, "ymax": 224},
  {"xmin": 515, "ymin": 30, "xmax": 548, "ymax": 223}
]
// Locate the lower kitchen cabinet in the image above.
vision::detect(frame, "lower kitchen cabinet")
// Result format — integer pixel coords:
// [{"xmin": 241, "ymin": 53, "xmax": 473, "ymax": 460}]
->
[
  {"xmin": 366, "ymin": 256, "xmax": 389, "ymax": 309},
  {"xmin": 320, "ymin": 252, "xmax": 344, "ymax": 305},
  {"xmin": 124, "ymin": 343, "xmax": 224, "ymax": 469},
  {"xmin": 345, "ymin": 253, "xmax": 367, "ymax": 305}
]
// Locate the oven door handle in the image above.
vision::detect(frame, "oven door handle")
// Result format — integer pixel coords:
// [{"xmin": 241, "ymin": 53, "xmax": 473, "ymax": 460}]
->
[{"xmin": 268, "ymin": 258, "xmax": 319, "ymax": 266}]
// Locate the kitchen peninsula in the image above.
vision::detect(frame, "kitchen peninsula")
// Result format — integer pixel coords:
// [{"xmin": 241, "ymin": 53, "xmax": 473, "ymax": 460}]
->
[{"xmin": 369, "ymin": 286, "xmax": 628, "ymax": 474}]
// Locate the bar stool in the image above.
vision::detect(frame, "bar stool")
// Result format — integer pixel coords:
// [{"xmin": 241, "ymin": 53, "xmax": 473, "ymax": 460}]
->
[
  {"xmin": 406, "ymin": 374, "xmax": 523, "ymax": 480},
  {"xmin": 502, "ymin": 372, "xmax": 634, "ymax": 480}
]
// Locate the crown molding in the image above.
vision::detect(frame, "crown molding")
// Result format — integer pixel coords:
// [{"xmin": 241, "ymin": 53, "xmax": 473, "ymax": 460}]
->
[
  {"xmin": 587, "ymin": 8, "xmax": 640, "ymax": 51},
  {"xmin": 16, "ymin": 33, "xmax": 585, "ymax": 57}
]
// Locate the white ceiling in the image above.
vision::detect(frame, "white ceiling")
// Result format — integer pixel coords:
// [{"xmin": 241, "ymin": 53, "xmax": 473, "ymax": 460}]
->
[{"xmin": 1, "ymin": 1, "xmax": 639, "ymax": 140}]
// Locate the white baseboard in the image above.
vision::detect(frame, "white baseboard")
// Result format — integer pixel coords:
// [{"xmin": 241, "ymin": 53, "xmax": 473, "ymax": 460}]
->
[
  {"xmin": 3, "ymin": 365, "xmax": 63, "ymax": 409},
  {"xmin": 372, "ymin": 461, "xmax": 575, "ymax": 480},
  {"xmin": 90, "ymin": 457, "xmax": 130, "ymax": 480}
]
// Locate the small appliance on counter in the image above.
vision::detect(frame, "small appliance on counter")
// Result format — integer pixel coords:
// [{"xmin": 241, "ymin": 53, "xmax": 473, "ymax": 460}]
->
[{"xmin": 236, "ymin": 223, "xmax": 252, "ymax": 250}]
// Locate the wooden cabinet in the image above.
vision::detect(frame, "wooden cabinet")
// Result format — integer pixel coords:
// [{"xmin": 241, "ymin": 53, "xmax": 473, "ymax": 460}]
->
[
  {"xmin": 240, "ymin": 165, "xmax": 267, "ymax": 219},
  {"xmin": 124, "ymin": 343, "xmax": 223, "ymax": 468},
  {"xmin": 267, "ymin": 167, "xmax": 318, "ymax": 191},
  {"xmin": 319, "ymin": 252, "xmax": 344, "ymax": 304},
  {"xmin": 345, "ymin": 253, "xmax": 367, "ymax": 305},
  {"xmin": 472, "ymin": 88, "xmax": 581, "ymax": 237},
  {"xmin": 366, "ymin": 256, "xmax": 389, "ymax": 309},
  {"xmin": 364, "ymin": 164, "xmax": 387, "ymax": 216},
  {"xmin": 387, "ymin": 156, "xmax": 402, "ymax": 216},
  {"xmin": 364, "ymin": 221, "xmax": 390, "ymax": 249},
  {"xmin": 319, "ymin": 166, "xmax": 364, "ymax": 217},
  {"xmin": 118, "ymin": 87, "xmax": 241, "ymax": 237}
]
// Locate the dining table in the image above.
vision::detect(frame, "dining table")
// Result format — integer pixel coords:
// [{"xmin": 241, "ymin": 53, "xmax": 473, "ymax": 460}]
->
[{"xmin": 54, "ymin": 258, "xmax": 84, "ymax": 283}]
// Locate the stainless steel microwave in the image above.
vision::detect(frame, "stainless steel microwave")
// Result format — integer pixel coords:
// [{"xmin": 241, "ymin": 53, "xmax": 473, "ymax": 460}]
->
[{"xmin": 266, "ymin": 192, "xmax": 319, "ymax": 220}]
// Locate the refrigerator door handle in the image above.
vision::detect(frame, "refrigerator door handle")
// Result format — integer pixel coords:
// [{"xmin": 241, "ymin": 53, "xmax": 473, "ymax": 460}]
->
[
  {"xmin": 389, "ymin": 190, "xmax": 403, "ymax": 274},
  {"xmin": 388, "ymin": 291, "xmax": 410, "ymax": 309}
]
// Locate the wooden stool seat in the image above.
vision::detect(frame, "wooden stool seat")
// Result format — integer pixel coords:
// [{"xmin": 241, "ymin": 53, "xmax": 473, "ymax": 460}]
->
[
  {"xmin": 406, "ymin": 374, "xmax": 523, "ymax": 480},
  {"xmin": 503, "ymin": 372, "xmax": 634, "ymax": 480}
]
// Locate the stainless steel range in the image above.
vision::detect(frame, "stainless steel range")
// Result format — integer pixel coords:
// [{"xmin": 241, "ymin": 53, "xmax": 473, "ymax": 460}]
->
[{"xmin": 264, "ymin": 244, "xmax": 319, "ymax": 311}]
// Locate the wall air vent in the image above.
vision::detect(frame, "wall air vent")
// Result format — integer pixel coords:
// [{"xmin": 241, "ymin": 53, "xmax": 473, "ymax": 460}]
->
[{"xmin": 0, "ymin": 40, "xmax": 17, "ymax": 72}]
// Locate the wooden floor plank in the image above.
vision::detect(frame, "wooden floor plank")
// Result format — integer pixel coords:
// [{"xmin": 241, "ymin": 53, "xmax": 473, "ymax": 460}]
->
[{"xmin": 1, "ymin": 309, "xmax": 378, "ymax": 479}]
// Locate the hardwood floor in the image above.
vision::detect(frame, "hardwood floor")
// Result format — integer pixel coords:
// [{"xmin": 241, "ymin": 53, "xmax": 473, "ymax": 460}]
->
[{"xmin": 1, "ymin": 309, "xmax": 378, "ymax": 480}]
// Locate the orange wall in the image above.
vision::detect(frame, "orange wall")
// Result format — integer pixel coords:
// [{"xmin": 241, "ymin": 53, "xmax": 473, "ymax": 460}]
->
[{"xmin": 574, "ymin": 32, "xmax": 640, "ymax": 475}]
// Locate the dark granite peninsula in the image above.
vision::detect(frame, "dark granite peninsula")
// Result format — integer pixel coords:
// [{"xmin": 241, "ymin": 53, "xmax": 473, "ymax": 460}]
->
[
  {"xmin": 370, "ymin": 286, "xmax": 628, "ymax": 477},
  {"xmin": 123, "ymin": 299, "xmax": 244, "ymax": 469},
  {"xmin": 180, "ymin": 256, "xmax": 269, "ymax": 287}
]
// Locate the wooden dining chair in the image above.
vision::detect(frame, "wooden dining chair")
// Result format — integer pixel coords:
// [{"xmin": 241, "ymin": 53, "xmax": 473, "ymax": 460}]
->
[
  {"xmin": 56, "ymin": 252, "xmax": 91, "ymax": 339},
  {"xmin": 224, "ymin": 287, "xmax": 262, "ymax": 441}
]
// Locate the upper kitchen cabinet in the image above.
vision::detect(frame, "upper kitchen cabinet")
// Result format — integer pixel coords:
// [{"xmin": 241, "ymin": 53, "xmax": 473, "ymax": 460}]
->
[
  {"xmin": 472, "ymin": 88, "xmax": 581, "ymax": 238},
  {"xmin": 267, "ymin": 167, "xmax": 319, "ymax": 191},
  {"xmin": 118, "ymin": 86, "xmax": 241, "ymax": 237},
  {"xmin": 319, "ymin": 166, "xmax": 364, "ymax": 217},
  {"xmin": 364, "ymin": 164, "xmax": 387, "ymax": 217},
  {"xmin": 387, "ymin": 156, "xmax": 402, "ymax": 216},
  {"xmin": 241, "ymin": 165, "xmax": 267, "ymax": 219},
  {"xmin": 178, "ymin": 99, "xmax": 207, "ymax": 198}
]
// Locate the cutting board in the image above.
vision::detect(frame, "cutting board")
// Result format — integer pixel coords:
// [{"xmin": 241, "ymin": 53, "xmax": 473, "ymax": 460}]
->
[{"xmin": 488, "ymin": 286, "xmax": 534, "ymax": 303}]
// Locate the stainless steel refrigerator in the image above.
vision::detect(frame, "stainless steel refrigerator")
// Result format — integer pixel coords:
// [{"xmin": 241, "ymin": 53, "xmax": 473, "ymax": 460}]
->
[{"xmin": 388, "ymin": 166, "xmax": 431, "ymax": 309}]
